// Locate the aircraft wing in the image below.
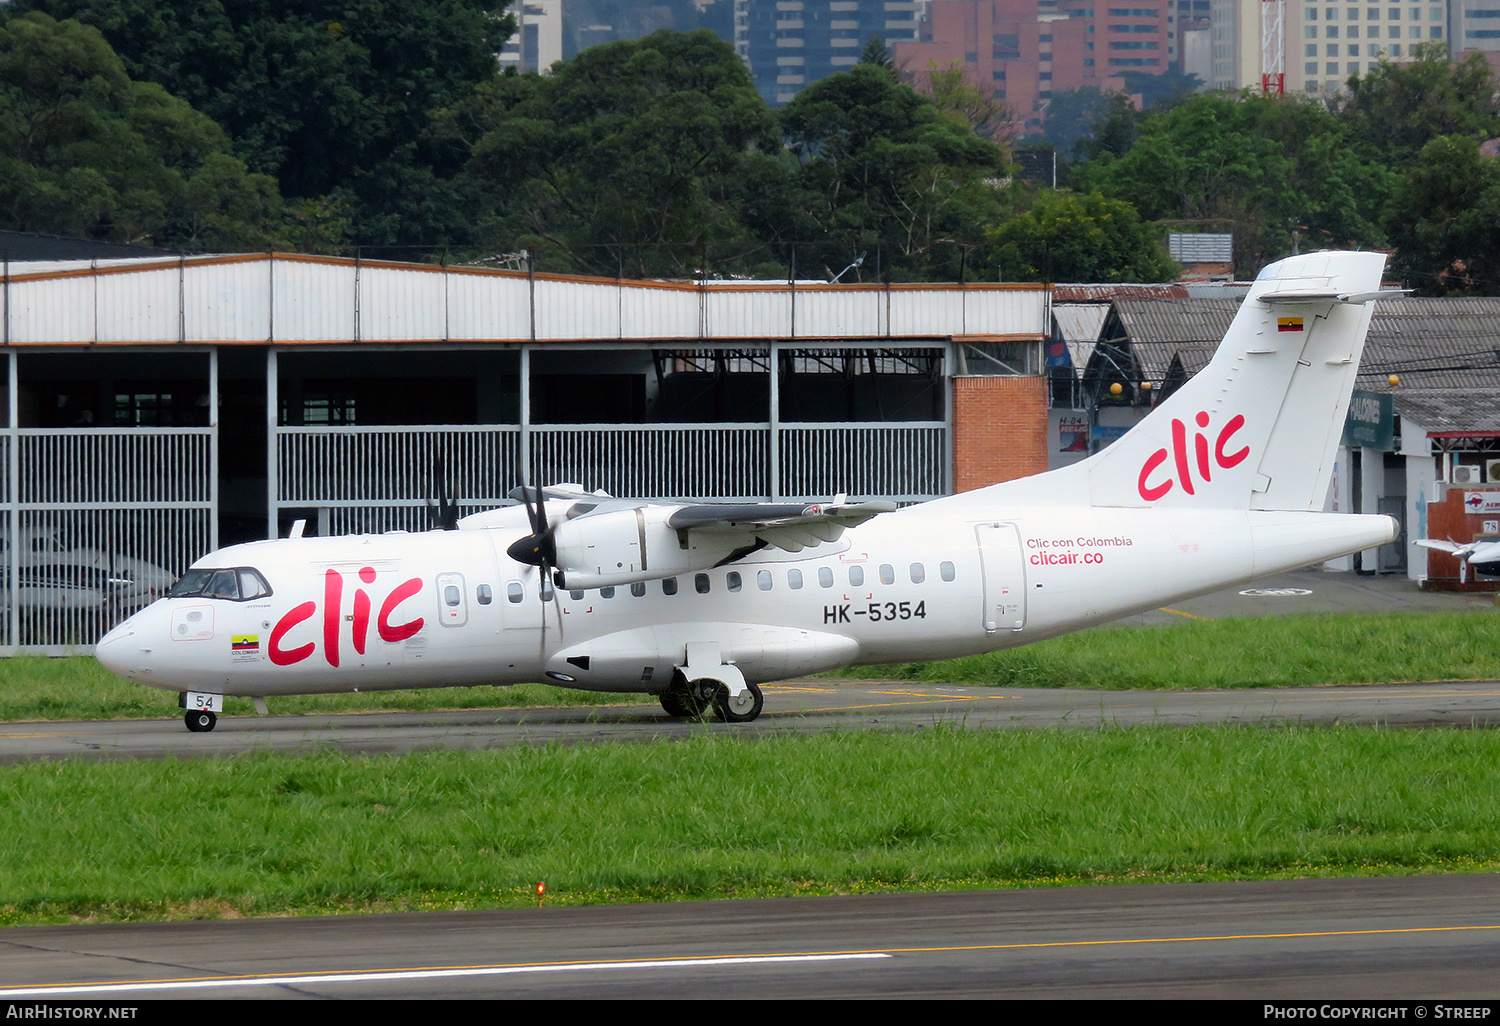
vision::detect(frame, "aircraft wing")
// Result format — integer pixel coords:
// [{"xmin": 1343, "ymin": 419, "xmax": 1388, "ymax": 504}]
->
[
  {"xmin": 1416, "ymin": 538, "xmax": 1500, "ymax": 563},
  {"xmin": 664, "ymin": 498, "xmax": 897, "ymax": 552}
]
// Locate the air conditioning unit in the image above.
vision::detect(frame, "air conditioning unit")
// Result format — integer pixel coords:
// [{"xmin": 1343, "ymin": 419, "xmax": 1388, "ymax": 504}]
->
[
  {"xmin": 1452, "ymin": 465, "xmax": 1482, "ymax": 484},
  {"xmin": 1487, "ymin": 460, "xmax": 1500, "ymax": 483}
]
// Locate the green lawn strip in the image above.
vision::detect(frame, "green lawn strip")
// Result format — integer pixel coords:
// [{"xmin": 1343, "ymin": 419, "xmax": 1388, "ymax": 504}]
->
[
  {"xmin": 842, "ymin": 611, "xmax": 1500, "ymax": 689},
  {"xmin": 0, "ymin": 657, "xmax": 652, "ymax": 722},
  {"xmin": 3, "ymin": 726, "xmax": 1498, "ymax": 925}
]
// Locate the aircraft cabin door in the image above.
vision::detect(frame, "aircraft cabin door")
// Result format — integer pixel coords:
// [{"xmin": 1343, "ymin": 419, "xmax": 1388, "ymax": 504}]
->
[
  {"xmin": 975, "ymin": 522, "xmax": 1027, "ymax": 633},
  {"xmin": 435, "ymin": 573, "xmax": 469, "ymax": 627}
]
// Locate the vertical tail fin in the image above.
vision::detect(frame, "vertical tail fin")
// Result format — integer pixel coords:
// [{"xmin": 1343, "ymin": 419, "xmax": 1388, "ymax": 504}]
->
[{"xmin": 1075, "ymin": 251, "xmax": 1388, "ymax": 511}]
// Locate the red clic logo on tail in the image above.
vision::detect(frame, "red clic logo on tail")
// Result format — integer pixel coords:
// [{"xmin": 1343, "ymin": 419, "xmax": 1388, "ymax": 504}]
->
[{"xmin": 1137, "ymin": 412, "xmax": 1250, "ymax": 501}]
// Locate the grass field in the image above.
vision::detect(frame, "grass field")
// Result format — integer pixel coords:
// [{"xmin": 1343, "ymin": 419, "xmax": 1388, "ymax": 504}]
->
[
  {"xmin": 2, "ymin": 726, "xmax": 1498, "ymax": 925},
  {"xmin": 840, "ymin": 610, "xmax": 1500, "ymax": 689}
]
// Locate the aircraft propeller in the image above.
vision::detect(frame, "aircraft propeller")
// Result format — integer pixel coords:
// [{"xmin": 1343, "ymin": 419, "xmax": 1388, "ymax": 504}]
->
[
  {"xmin": 507, "ymin": 472, "xmax": 565, "ymax": 655},
  {"xmin": 427, "ymin": 456, "xmax": 460, "ymax": 531}
]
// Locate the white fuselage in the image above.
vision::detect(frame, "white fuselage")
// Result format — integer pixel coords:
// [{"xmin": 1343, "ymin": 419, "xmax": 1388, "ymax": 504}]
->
[{"xmin": 93, "ymin": 501, "xmax": 1397, "ymax": 698}]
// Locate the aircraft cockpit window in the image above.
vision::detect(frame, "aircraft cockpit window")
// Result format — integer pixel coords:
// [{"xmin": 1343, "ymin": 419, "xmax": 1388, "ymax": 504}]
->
[
  {"xmin": 237, "ymin": 568, "xmax": 272, "ymax": 600},
  {"xmin": 167, "ymin": 569, "xmax": 215, "ymax": 598},
  {"xmin": 477, "ymin": 584, "xmax": 493, "ymax": 605},
  {"xmin": 205, "ymin": 569, "xmax": 240, "ymax": 600},
  {"xmin": 940, "ymin": 561, "xmax": 956, "ymax": 582},
  {"xmin": 167, "ymin": 567, "xmax": 273, "ymax": 602}
]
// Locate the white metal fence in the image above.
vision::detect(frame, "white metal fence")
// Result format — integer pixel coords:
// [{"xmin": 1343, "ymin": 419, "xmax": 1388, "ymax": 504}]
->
[
  {"xmin": 273, "ymin": 423, "xmax": 947, "ymax": 527},
  {"xmin": 4, "ymin": 428, "xmax": 214, "ymax": 652}
]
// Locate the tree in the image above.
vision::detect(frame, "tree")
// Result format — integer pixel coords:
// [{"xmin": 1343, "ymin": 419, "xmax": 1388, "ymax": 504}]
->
[
  {"xmin": 447, "ymin": 29, "xmax": 780, "ymax": 277},
  {"xmin": 3, "ymin": 1, "xmax": 515, "ymax": 249},
  {"xmin": 1384, "ymin": 136, "xmax": 1500, "ymax": 294},
  {"xmin": 774, "ymin": 63, "xmax": 1012, "ymax": 280},
  {"xmin": 925, "ymin": 61, "xmax": 1011, "ymax": 143},
  {"xmin": 1339, "ymin": 43, "xmax": 1500, "ymax": 170},
  {"xmin": 0, "ymin": 12, "xmax": 301, "ymax": 250},
  {"xmin": 1073, "ymin": 93, "xmax": 1392, "ymax": 275},
  {"xmin": 986, "ymin": 191, "xmax": 1178, "ymax": 282},
  {"xmin": 858, "ymin": 36, "xmax": 897, "ymax": 79}
]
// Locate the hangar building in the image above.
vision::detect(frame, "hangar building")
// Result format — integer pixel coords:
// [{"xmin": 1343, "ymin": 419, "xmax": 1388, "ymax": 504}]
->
[{"xmin": 0, "ymin": 252, "xmax": 1051, "ymax": 651}]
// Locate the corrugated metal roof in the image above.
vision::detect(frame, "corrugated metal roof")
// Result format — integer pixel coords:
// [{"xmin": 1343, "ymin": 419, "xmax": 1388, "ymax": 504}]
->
[
  {"xmin": 1394, "ymin": 391, "xmax": 1500, "ymax": 435},
  {"xmin": 1051, "ymin": 283, "xmax": 1188, "ymax": 303},
  {"xmin": 1359, "ymin": 297, "xmax": 1500, "ymax": 391},
  {"xmin": 1108, "ymin": 297, "xmax": 1241, "ymax": 347},
  {"xmin": 0, "ymin": 252, "xmax": 1051, "ymax": 346},
  {"xmin": 1100, "ymin": 294, "xmax": 1500, "ymax": 432},
  {"xmin": 1052, "ymin": 303, "xmax": 1109, "ymax": 374}
]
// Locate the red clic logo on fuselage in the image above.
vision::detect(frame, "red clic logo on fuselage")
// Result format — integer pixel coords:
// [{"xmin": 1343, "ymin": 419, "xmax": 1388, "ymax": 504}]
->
[
  {"xmin": 269, "ymin": 568, "xmax": 424, "ymax": 667},
  {"xmin": 1137, "ymin": 412, "xmax": 1250, "ymax": 501}
]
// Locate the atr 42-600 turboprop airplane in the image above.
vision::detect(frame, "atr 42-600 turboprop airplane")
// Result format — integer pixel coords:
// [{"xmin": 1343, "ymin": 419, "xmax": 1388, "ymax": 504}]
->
[{"xmin": 96, "ymin": 251, "xmax": 1401, "ymax": 732}]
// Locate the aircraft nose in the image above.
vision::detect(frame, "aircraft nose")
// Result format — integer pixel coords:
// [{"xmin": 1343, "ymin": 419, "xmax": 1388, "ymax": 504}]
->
[{"xmin": 95, "ymin": 616, "xmax": 148, "ymax": 681}]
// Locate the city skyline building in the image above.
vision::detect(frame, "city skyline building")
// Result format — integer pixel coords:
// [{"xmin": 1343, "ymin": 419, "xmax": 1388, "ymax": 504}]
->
[
  {"xmin": 734, "ymin": 0, "xmax": 930, "ymax": 104},
  {"xmin": 892, "ymin": 0, "xmax": 1172, "ymax": 136}
]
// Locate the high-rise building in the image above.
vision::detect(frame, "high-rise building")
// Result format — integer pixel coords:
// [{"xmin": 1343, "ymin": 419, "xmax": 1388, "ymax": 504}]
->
[
  {"xmin": 1212, "ymin": 0, "xmax": 1448, "ymax": 94},
  {"xmin": 892, "ymin": 0, "xmax": 1172, "ymax": 135},
  {"xmin": 499, "ymin": 0, "xmax": 566, "ymax": 73},
  {"xmin": 734, "ymin": 0, "xmax": 930, "ymax": 105}
]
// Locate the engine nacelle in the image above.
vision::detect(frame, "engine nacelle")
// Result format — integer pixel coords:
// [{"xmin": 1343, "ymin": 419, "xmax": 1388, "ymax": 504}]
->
[{"xmin": 549, "ymin": 506, "xmax": 744, "ymax": 590}]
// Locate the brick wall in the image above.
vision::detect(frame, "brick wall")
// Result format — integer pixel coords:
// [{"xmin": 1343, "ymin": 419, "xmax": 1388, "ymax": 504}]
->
[{"xmin": 951, "ymin": 375, "xmax": 1049, "ymax": 493}]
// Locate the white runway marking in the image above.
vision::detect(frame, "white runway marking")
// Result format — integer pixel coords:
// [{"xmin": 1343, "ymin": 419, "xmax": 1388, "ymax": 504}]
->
[{"xmin": 0, "ymin": 952, "xmax": 892, "ymax": 996}]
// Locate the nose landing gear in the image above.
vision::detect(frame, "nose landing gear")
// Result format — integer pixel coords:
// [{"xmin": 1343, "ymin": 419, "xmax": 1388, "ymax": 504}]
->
[{"xmin": 184, "ymin": 709, "xmax": 217, "ymax": 732}]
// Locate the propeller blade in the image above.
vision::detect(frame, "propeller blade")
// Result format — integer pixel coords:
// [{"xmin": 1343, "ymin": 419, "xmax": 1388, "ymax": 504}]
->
[{"xmin": 427, "ymin": 456, "xmax": 459, "ymax": 531}]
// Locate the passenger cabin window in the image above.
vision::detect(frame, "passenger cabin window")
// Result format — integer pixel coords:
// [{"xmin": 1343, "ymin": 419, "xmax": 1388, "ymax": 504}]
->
[
  {"xmin": 444, "ymin": 585, "xmax": 461, "ymax": 607},
  {"xmin": 477, "ymin": 584, "xmax": 493, "ymax": 605},
  {"xmin": 631, "ymin": 582, "xmax": 646, "ymax": 597},
  {"xmin": 879, "ymin": 564, "xmax": 895, "ymax": 585},
  {"xmin": 727, "ymin": 572, "xmax": 742, "ymax": 592},
  {"xmin": 507, "ymin": 582, "xmax": 524, "ymax": 603},
  {"xmin": 695, "ymin": 573, "xmax": 711, "ymax": 594},
  {"xmin": 600, "ymin": 587, "xmax": 615, "ymax": 598},
  {"xmin": 818, "ymin": 567, "xmax": 833, "ymax": 588},
  {"xmin": 570, "ymin": 589, "xmax": 585, "ymax": 601},
  {"xmin": 910, "ymin": 563, "xmax": 925, "ymax": 584},
  {"xmin": 663, "ymin": 578, "xmax": 678, "ymax": 596},
  {"xmin": 849, "ymin": 566, "xmax": 864, "ymax": 587},
  {"xmin": 940, "ymin": 561, "xmax": 956, "ymax": 582},
  {"xmin": 758, "ymin": 570, "xmax": 773, "ymax": 591},
  {"xmin": 788, "ymin": 569, "xmax": 803, "ymax": 590}
]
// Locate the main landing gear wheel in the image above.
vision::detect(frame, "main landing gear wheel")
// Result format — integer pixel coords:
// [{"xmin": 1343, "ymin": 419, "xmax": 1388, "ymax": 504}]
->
[
  {"xmin": 659, "ymin": 678, "xmax": 712, "ymax": 717},
  {"xmin": 712, "ymin": 680, "xmax": 764, "ymax": 724},
  {"xmin": 184, "ymin": 710, "xmax": 217, "ymax": 733}
]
